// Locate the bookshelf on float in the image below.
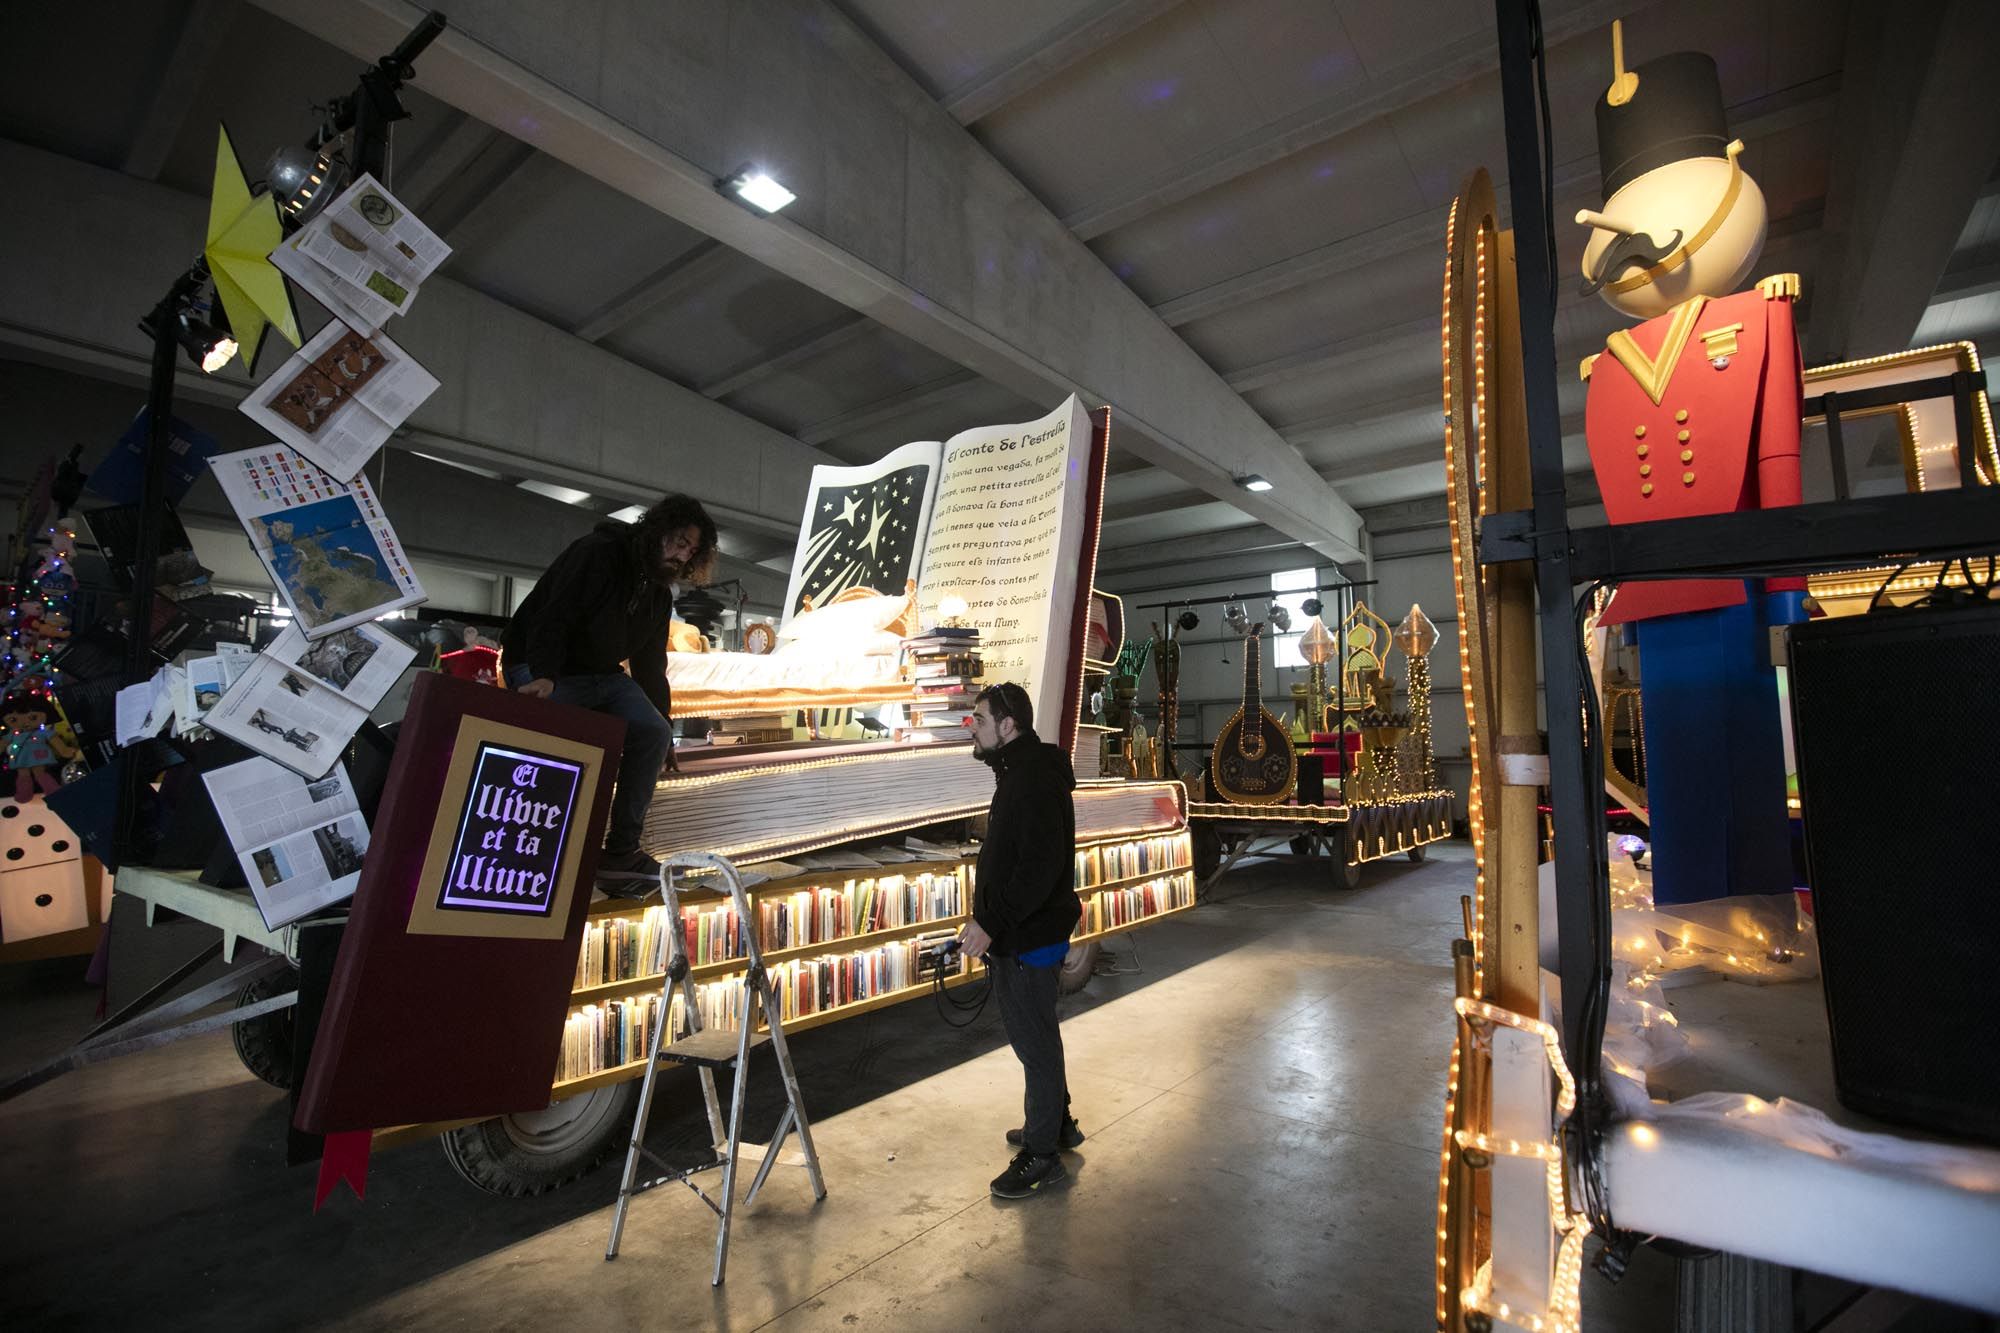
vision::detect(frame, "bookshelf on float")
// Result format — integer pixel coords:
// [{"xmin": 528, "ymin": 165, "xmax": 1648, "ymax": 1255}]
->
[{"xmin": 548, "ymin": 829, "xmax": 1195, "ymax": 1094}]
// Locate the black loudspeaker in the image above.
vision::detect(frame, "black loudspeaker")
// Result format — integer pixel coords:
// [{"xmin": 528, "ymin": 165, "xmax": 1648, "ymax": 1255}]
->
[
  {"xmin": 1788, "ymin": 600, "xmax": 2000, "ymax": 1142},
  {"xmin": 1297, "ymin": 754, "xmax": 1325, "ymax": 806}
]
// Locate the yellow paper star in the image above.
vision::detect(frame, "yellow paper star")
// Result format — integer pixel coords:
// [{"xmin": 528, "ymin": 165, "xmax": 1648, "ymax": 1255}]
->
[{"xmin": 205, "ymin": 124, "xmax": 299, "ymax": 371}]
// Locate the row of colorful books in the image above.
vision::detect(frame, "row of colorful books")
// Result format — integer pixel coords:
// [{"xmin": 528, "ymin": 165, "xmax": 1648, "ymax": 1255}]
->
[
  {"xmin": 559, "ymin": 991, "xmax": 679, "ymax": 1081},
  {"xmin": 572, "ymin": 834, "xmax": 1189, "ymax": 994},
  {"xmin": 1076, "ymin": 871, "xmax": 1195, "ymax": 935},
  {"xmin": 1075, "ymin": 833, "xmax": 1191, "ymax": 887},
  {"xmin": 572, "ymin": 907, "xmax": 676, "ymax": 990},
  {"xmin": 694, "ymin": 931, "xmax": 967, "ymax": 1028},
  {"xmin": 759, "ymin": 871, "xmax": 967, "ymax": 950}
]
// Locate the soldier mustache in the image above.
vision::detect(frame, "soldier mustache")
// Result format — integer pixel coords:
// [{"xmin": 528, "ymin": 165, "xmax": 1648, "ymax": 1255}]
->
[{"xmin": 1581, "ymin": 226, "xmax": 1684, "ymax": 296}]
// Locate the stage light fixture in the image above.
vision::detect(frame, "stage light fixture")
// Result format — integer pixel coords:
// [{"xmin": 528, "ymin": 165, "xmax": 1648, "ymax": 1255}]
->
[
  {"xmin": 266, "ymin": 142, "xmax": 345, "ymax": 226},
  {"xmin": 1223, "ymin": 602, "xmax": 1249, "ymax": 636},
  {"xmin": 1268, "ymin": 602, "xmax": 1292, "ymax": 633},
  {"xmin": 1302, "ymin": 597, "xmax": 1323, "ymax": 617},
  {"xmin": 1234, "ymin": 474, "xmax": 1272, "ymax": 492},
  {"xmin": 141, "ymin": 298, "xmax": 237, "ymax": 374},
  {"xmin": 1176, "ymin": 608, "xmax": 1199, "ymax": 633},
  {"xmin": 718, "ymin": 166, "xmax": 796, "ymax": 214}
]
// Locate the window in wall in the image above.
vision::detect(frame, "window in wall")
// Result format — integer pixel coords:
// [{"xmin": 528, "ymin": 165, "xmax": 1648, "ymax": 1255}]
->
[{"xmin": 1269, "ymin": 567, "xmax": 1319, "ymax": 669}]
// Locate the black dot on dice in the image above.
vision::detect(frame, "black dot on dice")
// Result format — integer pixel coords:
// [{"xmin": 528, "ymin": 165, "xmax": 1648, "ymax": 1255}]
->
[
  {"xmin": 0, "ymin": 805, "xmax": 16, "ymax": 818},
  {"xmin": 34, "ymin": 894, "xmax": 52, "ymax": 907},
  {"xmin": 26, "ymin": 824, "xmax": 43, "ymax": 837},
  {"xmin": 52, "ymin": 840, "xmax": 69, "ymax": 853},
  {"xmin": 5, "ymin": 848, "xmax": 21, "ymax": 861}
]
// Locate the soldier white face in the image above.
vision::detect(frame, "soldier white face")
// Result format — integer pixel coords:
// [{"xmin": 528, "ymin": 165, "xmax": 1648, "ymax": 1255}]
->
[{"xmin": 1579, "ymin": 149, "xmax": 1768, "ymax": 320}]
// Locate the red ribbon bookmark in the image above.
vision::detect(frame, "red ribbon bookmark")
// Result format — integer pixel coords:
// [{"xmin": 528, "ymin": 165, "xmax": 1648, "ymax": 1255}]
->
[{"xmin": 313, "ymin": 1129, "xmax": 372, "ymax": 1212}]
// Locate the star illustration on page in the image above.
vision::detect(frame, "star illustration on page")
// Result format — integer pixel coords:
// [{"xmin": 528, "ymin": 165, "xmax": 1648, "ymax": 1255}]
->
[
  {"xmin": 859, "ymin": 502, "xmax": 888, "ymax": 555},
  {"xmin": 837, "ymin": 494, "xmax": 862, "ymax": 526}
]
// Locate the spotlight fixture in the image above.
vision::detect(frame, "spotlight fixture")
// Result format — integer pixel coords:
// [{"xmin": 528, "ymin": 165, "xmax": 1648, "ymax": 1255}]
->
[
  {"xmin": 140, "ymin": 298, "xmax": 237, "ymax": 374},
  {"xmin": 1234, "ymin": 474, "xmax": 1272, "ymax": 492},
  {"xmin": 1268, "ymin": 602, "xmax": 1292, "ymax": 633},
  {"xmin": 1222, "ymin": 601, "xmax": 1249, "ymax": 637},
  {"xmin": 1176, "ymin": 608, "xmax": 1200, "ymax": 633},
  {"xmin": 1301, "ymin": 597, "xmax": 1323, "ymax": 617},
  {"xmin": 717, "ymin": 165, "xmax": 796, "ymax": 214},
  {"xmin": 266, "ymin": 141, "xmax": 346, "ymax": 226}
]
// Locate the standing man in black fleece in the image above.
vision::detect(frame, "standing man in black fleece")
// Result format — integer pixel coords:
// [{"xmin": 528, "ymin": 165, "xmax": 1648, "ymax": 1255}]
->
[
  {"xmin": 959, "ymin": 680, "xmax": 1083, "ymax": 1199},
  {"xmin": 501, "ymin": 495, "xmax": 717, "ymax": 883}
]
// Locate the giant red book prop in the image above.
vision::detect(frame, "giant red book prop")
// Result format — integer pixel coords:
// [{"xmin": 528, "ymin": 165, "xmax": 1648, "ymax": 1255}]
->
[{"xmin": 296, "ymin": 672, "xmax": 623, "ymax": 1133}]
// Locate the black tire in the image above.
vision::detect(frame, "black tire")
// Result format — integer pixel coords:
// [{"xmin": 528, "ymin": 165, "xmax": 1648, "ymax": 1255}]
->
[
  {"xmin": 1191, "ymin": 824, "xmax": 1222, "ymax": 880},
  {"xmin": 441, "ymin": 1079, "xmax": 640, "ymax": 1197},
  {"xmin": 231, "ymin": 969, "xmax": 298, "ymax": 1090},
  {"xmin": 1057, "ymin": 940, "xmax": 1100, "ymax": 995},
  {"xmin": 1407, "ymin": 842, "xmax": 1428, "ymax": 863},
  {"xmin": 1334, "ymin": 827, "xmax": 1363, "ymax": 890},
  {"xmin": 1288, "ymin": 835, "xmax": 1312, "ymax": 857}
]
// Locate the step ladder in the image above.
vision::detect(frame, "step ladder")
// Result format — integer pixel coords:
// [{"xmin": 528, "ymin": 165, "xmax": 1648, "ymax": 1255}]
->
[{"xmin": 604, "ymin": 850, "xmax": 826, "ymax": 1284}]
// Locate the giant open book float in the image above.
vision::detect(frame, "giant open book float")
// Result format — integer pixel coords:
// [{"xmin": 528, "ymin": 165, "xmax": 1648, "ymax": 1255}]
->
[{"xmin": 355, "ymin": 398, "xmax": 1193, "ymax": 1184}]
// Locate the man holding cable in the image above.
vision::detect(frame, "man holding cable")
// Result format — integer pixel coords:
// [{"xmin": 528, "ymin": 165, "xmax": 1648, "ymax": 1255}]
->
[{"xmin": 959, "ymin": 680, "xmax": 1084, "ymax": 1199}]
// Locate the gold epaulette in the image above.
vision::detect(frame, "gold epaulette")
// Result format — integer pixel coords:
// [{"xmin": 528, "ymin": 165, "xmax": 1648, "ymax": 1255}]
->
[
  {"xmin": 1580, "ymin": 352, "xmax": 1601, "ymax": 381},
  {"xmin": 1758, "ymin": 272, "xmax": 1802, "ymax": 301}
]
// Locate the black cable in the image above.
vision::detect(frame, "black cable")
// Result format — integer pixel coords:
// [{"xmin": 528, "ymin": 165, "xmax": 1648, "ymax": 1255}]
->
[
  {"xmin": 1868, "ymin": 560, "xmax": 1912, "ymax": 614},
  {"xmin": 1529, "ymin": 0, "xmax": 1559, "ymax": 312},
  {"xmin": 929, "ymin": 954, "xmax": 991, "ymax": 1028},
  {"xmin": 1571, "ymin": 581, "xmax": 1617, "ymax": 1233}
]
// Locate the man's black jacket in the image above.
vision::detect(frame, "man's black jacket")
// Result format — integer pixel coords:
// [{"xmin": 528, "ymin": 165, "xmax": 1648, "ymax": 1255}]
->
[
  {"xmin": 501, "ymin": 521, "xmax": 675, "ymax": 714},
  {"xmin": 972, "ymin": 731, "xmax": 1081, "ymax": 955}
]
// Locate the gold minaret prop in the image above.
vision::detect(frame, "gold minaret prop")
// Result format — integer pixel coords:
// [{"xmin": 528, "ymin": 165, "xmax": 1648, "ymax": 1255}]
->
[
  {"xmin": 1299, "ymin": 615, "xmax": 1335, "ymax": 732},
  {"xmin": 1395, "ymin": 603, "xmax": 1440, "ymax": 791}
]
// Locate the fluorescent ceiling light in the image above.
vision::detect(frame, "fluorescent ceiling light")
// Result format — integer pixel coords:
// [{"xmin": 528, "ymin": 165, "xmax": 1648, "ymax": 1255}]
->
[
  {"xmin": 719, "ymin": 166, "xmax": 796, "ymax": 214},
  {"xmin": 607, "ymin": 504, "xmax": 646, "ymax": 524},
  {"xmin": 1236, "ymin": 474, "xmax": 1273, "ymax": 492},
  {"xmin": 409, "ymin": 450, "xmax": 507, "ymax": 481},
  {"xmin": 517, "ymin": 479, "xmax": 593, "ymax": 506}
]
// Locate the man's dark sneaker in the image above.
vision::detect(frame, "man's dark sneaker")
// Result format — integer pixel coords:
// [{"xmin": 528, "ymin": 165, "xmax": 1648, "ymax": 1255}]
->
[
  {"xmin": 1006, "ymin": 1117, "xmax": 1084, "ymax": 1151},
  {"xmin": 596, "ymin": 847, "xmax": 661, "ymax": 887},
  {"xmin": 990, "ymin": 1150, "xmax": 1067, "ymax": 1199}
]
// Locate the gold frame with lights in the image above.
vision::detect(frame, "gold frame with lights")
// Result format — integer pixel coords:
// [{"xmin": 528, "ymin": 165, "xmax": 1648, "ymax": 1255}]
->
[{"xmin": 1437, "ymin": 167, "xmax": 1588, "ymax": 1333}]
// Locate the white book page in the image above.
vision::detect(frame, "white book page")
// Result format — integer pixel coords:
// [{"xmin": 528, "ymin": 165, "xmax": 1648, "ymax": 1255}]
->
[
  {"xmin": 238, "ymin": 322, "xmax": 439, "ymax": 480},
  {"xmin": 265, "ymin": 622, "xmax": 416, "ymax": 711},
  {"xmin": 778, "ymin": 438, "xmax": 945, "ymax": 626},
  {"xmin": 206, "ymin": 651, "xmax": 368, "ymax": 779},
  {"xmin": 915, "ymin": 395, "xmax": 1093, "ymax": 735},
  {"xmin": 292, "ymin": 173, "xmax": 451, "ymax": 326},
  {"xmin": 210, "ymin": 445, "xmax": 426, "ymax": 637},
  {"xmin": 202, "ymin": 758, "xmax": 369, "ymax": 928}
]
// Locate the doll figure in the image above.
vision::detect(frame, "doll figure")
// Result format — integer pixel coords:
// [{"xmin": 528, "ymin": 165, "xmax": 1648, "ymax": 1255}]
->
[{"xmin": 4, "ymin": 692, "xmax": 76, "ymax": 800}]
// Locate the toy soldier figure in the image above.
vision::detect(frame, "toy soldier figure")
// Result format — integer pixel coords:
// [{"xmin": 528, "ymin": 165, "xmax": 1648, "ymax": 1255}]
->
[{"xmin": 1576, "ymin": 31, "xmax": 1804, "ymax": 905}]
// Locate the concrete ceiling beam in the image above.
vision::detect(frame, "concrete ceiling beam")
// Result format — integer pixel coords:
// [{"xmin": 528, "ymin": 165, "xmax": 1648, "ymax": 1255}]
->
[
  {"xmin": 795, "ymin": 371, "xmax": 981, "ymax": 446},
  {"xmin": 1064, "ymin": 0, "xmax": 1646, "ymax": 240},
  {"xmin": 121, "ymin": 0, "xmax": 240, "ymax": 181},
  {"xmin": 571, "ymin": 239, "xmax": 736, "ymax": 343},
  {"xmin": 246, "ymin": 0, "xmax": 1368, "ymax": 564},
  {"xmin": 1805, "ymin": 0, "xmax": 2000, "ymax": 362},
  {"xmin": 936, "ymin": 0, "xmax": 1185, "ymax": 125},
  {"xmin": 698, "ymin": 314, "xmax": 872, "ymax": 399},
  {"xmin": 1155, "ymin": 81, "xmax": 1836, "ymax": 328}
]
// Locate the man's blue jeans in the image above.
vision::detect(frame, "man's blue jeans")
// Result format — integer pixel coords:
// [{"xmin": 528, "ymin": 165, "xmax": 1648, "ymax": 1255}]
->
[{"xmin": 505, "ymin": 667, "xmax": 671, "ymax": 853}]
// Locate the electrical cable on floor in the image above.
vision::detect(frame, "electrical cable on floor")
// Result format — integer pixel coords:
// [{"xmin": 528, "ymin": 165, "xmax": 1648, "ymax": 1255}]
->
[{"xmin": 1091, "ymin": 931, "xmax": 1144, "ymax": 977}]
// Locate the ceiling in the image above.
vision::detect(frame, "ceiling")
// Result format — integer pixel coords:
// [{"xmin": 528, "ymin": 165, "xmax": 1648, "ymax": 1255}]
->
[{"xmin": 2, "ymin": 0, "xmax": 1997, "ymax": 602}]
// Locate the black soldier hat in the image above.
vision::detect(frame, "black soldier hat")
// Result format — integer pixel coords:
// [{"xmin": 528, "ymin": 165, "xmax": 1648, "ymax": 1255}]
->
[{"xmin": 1595, "ymin": 51, "xmax": 1729, "ymax": 202}]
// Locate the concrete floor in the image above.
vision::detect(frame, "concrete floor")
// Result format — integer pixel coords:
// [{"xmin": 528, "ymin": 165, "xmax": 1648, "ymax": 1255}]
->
[{"xmin": 1, "ymin": 841, "xmax": 1677, "ymax": 1331}]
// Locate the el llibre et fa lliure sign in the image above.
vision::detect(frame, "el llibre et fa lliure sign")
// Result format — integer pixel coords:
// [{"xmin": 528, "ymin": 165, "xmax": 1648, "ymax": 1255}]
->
[{"xmin": 435, "ymin": 743, "xmax": 582, "ymax": 917}]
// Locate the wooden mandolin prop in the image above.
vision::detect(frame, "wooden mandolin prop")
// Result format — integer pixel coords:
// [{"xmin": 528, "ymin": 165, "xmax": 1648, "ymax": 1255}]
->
[{"xmin": 1210, "ymin": 622, "xmax": 1297, "ymax": 804}]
